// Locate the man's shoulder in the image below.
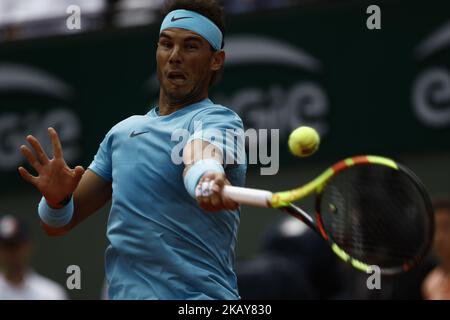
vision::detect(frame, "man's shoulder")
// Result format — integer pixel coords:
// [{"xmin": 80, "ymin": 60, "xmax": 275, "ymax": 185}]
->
[
  {"xmin": 195, "ymin": 102, "xmax": 243, "ymax": 123},
  {"xmin": 113, "ymin": 114, "xmax": 148, "ymax": 129},
  {"xmin": 108, "ymin": 115, "xmax": 148, "ymax": 135},
  {"xmin": 203, "ymin": 101, "xmax": 239, "ymax": 114}
]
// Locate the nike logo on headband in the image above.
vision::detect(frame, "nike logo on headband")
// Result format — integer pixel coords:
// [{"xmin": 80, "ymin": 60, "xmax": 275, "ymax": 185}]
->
[{"xmin": 171, "ymin": 16, "xmax": 193, "ymax": 22}]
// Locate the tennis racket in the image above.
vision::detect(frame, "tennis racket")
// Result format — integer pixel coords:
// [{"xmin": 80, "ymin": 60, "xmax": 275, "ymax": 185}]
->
[{"xmin": 223, "ymin": 155, "xmax": 434, "ymax": 275}]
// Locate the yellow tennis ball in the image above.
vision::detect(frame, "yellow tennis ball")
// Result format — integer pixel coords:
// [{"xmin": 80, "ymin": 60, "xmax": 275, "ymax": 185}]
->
[{"xmin": 288, "ymin": 126, "xmax": 320, "ymax": 157}]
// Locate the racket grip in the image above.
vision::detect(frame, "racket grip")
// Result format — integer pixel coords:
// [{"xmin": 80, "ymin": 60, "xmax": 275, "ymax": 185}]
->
[{"xmin": 223, "ymin": 185, "xmax": 273, "ymax": 208}]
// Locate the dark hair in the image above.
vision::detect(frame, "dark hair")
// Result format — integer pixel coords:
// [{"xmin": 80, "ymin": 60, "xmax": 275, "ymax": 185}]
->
[
  {"xmin": 160, "ymin": 0, "xmax": 226, "ymax": 86},
  {"xmin": 432, "ymin": 196, "xmax": 450, "ymax": 213}
]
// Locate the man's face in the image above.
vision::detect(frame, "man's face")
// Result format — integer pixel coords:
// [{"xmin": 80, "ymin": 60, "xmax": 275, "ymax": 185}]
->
[
  {"xmin": 433, "ymin": 209, "xmax": 450, "ymax": 264},
  {"xmin": 156, "ymin": 28, "xmax": 223, "ymax": 103}
]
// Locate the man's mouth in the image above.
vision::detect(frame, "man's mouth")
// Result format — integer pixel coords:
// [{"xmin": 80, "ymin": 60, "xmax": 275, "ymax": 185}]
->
[{"xmin": 167, "ymin": 71, "xmax": 187, "ymax": 85}]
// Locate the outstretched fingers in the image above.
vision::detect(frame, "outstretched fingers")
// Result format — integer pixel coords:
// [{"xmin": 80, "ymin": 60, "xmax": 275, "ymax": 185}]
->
[
  {"xmin": 20, "ymin": 144, "xmax": 42, "ymax": 172},
  {"xmin": 18, "ymin": 166, "xmax": 38, "ymax": 186},
  {"xmin": 48, "ymin": 127, "xmax": 63, "ymax": 159},
  {"xmin": 26, "ymin": 135, "xmax": 49, "ymax": 165}
]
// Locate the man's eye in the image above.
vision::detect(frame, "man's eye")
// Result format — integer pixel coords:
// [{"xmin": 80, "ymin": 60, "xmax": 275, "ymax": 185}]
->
[
  {"xmin": 186, "ymin": 44, "xmax": 199, "ymax": 50},
  {"xmin": 159, "ymin": 41, "xmax": 172, "ymax": 48}
]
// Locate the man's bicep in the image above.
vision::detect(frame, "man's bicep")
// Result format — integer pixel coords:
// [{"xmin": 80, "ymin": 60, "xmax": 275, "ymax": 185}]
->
[
  {"xmin": 182, "ymin": 139, "xmax": 223, "ymax": 174},
  {"xmin": 188, "ymin": 109, "xmax": 245, "ymax": 168}
]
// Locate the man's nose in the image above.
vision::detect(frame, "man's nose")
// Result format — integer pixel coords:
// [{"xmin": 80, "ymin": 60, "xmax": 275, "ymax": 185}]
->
[{"xmin": 169, "ymin": 45, "xmax": 182, "ymax": 64}]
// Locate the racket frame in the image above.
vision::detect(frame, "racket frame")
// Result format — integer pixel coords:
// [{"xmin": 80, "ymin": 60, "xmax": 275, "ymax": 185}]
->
[{"xmin": 223, "ymin": 155, "xmax": 434, "ymax": 275}]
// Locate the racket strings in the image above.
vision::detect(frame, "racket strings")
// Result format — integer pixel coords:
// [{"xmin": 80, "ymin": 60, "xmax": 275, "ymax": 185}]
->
[{"xmin": 319, "ymin": 165, "xmax": 431, "ymax": 270}]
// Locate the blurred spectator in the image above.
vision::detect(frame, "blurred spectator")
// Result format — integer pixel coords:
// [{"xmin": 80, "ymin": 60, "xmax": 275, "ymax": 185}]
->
[
  {"xmin": 422, "ymin": 197, "xmax": 450, "ymax": 300},
  {"xmin": 237, "ymin": 216, "xmax": 351, "ymax": 299},
  {"xmin": 0, "ymin": 215, "xmax": 67, "ymax": 300}
]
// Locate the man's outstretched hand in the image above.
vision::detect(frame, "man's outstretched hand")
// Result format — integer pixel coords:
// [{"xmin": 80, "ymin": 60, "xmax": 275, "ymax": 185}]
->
[{"xmin": 18, "ymin": 127, "xmax": 84, "ymax": 209}]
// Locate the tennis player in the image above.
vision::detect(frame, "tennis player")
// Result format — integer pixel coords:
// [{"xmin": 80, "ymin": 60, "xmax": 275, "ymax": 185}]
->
[{"xmin": 18, "ymin": 0, "xmax": 246, "ymax": 300}]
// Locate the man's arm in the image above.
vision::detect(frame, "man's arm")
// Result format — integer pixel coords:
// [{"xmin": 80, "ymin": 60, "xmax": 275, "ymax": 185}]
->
[
  {"xmin": 183, "ymin": 139, "xmax": 237, "ymax": 212},
  {"xmin": 41, "ymin": 170, "xmax": 112, "ymax": 236}
]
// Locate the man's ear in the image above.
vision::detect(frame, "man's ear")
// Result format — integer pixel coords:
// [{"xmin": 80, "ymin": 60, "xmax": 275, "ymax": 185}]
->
[{"xmin": 211, "ymin": 50, "xmax": 225, "ymax": 72}]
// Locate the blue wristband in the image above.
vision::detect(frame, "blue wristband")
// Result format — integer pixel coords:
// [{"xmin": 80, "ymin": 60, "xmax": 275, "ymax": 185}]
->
[
  {"xmin": 38, "ymin": 196, "xmax": 74, "ymax": 228},
  {"xmin": 184, "ymin": 159, "xmax": 224, "ymax": 198}
]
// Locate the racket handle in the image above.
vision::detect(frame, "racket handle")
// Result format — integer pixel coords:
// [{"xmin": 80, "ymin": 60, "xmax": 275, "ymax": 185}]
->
[{"xmin": 223, "ymin": 185, "xmax": 273, "ymax": 208}]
